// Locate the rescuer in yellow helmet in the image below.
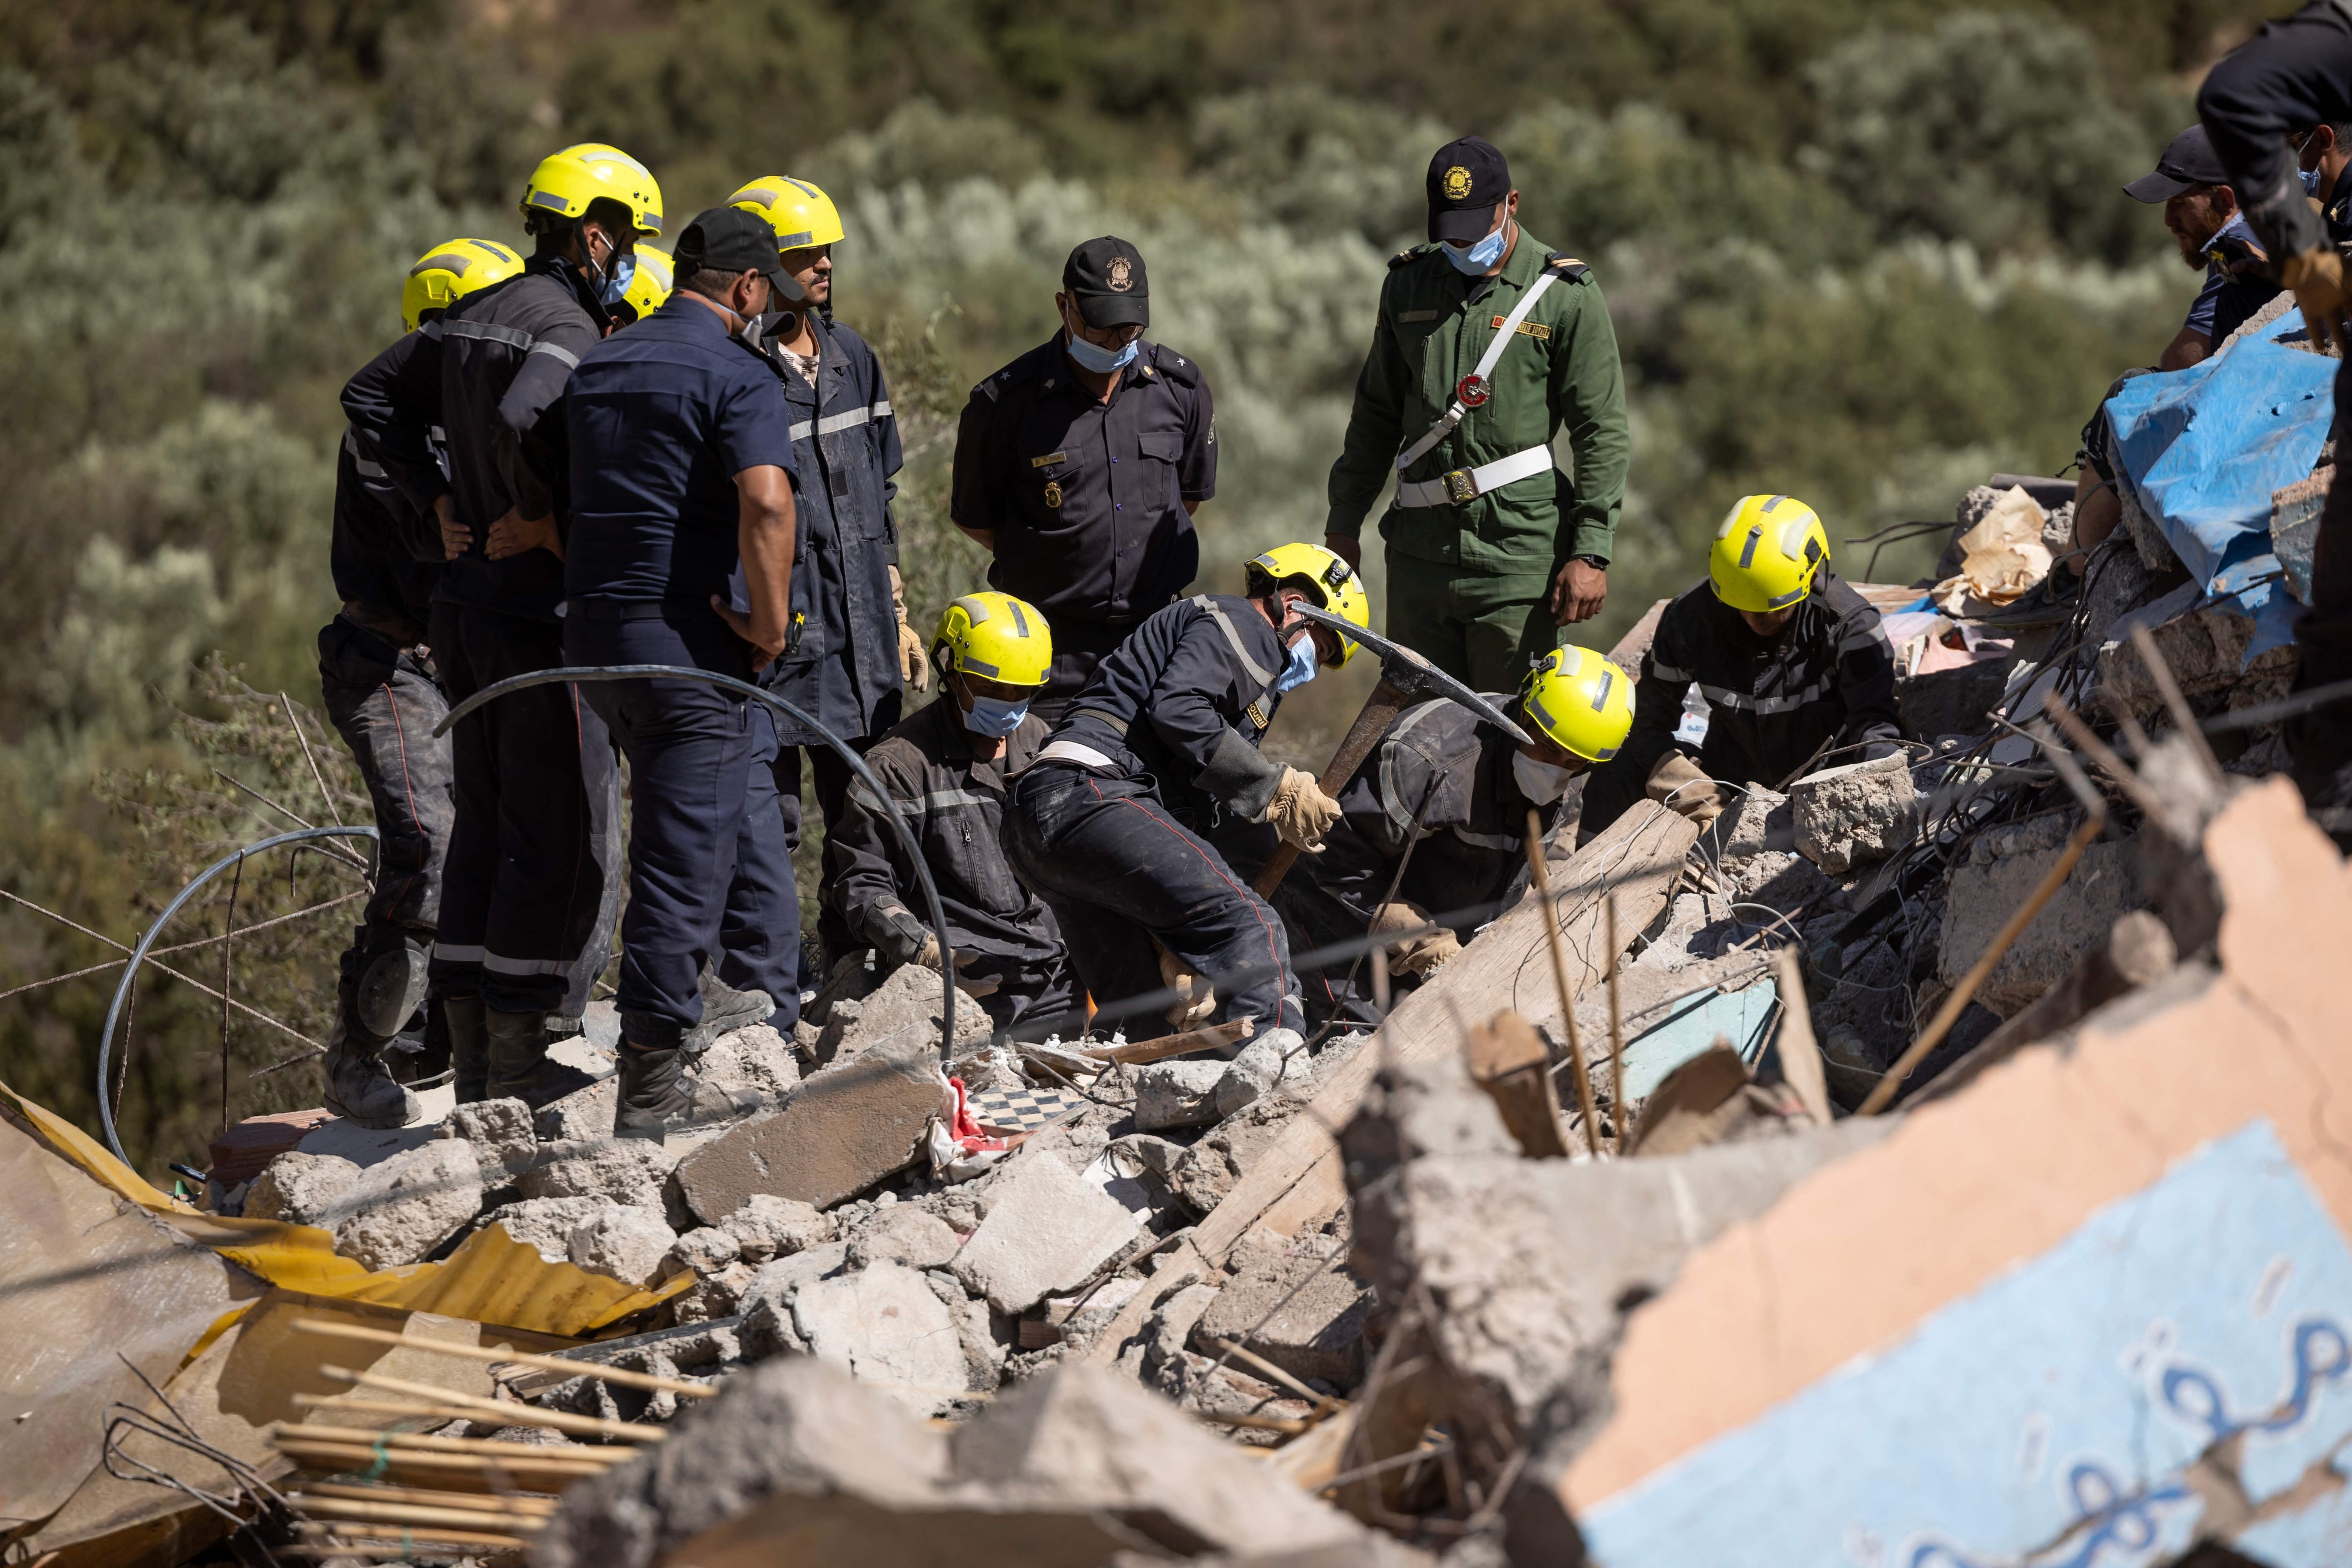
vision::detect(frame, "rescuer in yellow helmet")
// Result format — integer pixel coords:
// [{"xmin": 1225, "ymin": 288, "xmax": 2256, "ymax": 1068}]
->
[
  {"xmin": 402, "ymin": 238, "xmax": 524, "ymax": 332},
  {"xmin": 1578, "ymin": 492, "xmax": 1903, "ymax": 842},
  {"xmin": 822, "ymin": 591, "xmax": 1081, "ymax": 1036}
]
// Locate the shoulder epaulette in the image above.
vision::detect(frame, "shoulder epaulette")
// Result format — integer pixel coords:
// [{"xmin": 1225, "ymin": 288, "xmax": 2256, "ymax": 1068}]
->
[
  {"xmin": 1545, "ymin": 252, "xmax": 1592, "ymax": 282},
  {"xmin": 972, "ymin": 363, "xmax": 1026, "ymax": 404},
  {"xmin": 1149, "ymin": 345, "xmax": 1200, "ymax": 387},
  {"xmin": 1388, "ymin": 243, "xmax": 1438, "ymax": 271}
]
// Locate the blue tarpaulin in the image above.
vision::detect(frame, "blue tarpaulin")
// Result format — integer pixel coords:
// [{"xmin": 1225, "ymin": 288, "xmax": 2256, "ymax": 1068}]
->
[{"xmin": 2104, "ymin": 309, "xmax": 2336, "ymax": 661}]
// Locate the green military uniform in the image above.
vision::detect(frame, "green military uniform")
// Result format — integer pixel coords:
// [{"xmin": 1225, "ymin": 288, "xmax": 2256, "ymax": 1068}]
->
[{"xmin": 1327, "ymin": 232, "xmax": 1629, "ymax": 690}]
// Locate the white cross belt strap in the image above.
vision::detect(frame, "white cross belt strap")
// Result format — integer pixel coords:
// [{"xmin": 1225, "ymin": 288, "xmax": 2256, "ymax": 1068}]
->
[
  {"xmin": 1392, "ymin": 268, "xmax": 1560, "ymax": 498},
  {"xmin": 1037, "ymin": 740, "xmax": 1118, "ymax": 771},
  {"xmin": 1394, "ymin": 444, "xmax": 1560, "ymax": 509}
]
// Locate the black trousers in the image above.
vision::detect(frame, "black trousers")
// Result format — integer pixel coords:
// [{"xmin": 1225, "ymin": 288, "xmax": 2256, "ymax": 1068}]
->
[
  {"xmin": 1214, "ymin": 820, "xmax": 1378, "ymax": 1030},
  {"xmin": 2293, "ymin": 351, "xmax": 2352, "ymax": 804},
  {"xmin": 568, "ymin": 605, "xmax": 759, "ymax": 1050},
  {"xmin": 716, "ymin": 702, "xmax": 803, "ymax": 1027},
  {"xmin": 1003, "ymin": 767, "xmax": 1303, "ymax": 1037},
  {"xmin": 779, "ymin": 742, "xmax": 857, "ymax": 963},
  {"xmin": 430, "ymin": 603, "xmax": 619, "ymax": 1016}
]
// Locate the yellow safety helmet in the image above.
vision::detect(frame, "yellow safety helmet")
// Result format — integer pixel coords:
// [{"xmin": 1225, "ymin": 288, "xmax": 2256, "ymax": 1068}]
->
[
  {"xmin": 1520, "ymin": 644, "xmax": 1635, "ymax": 763},
  {"xmin": 934, "ymin": 592, "xmax": 1053, "ymax": 688},
  {"xmin": 1709, "ymin": 493, "xmax": 1829, "ymax": 614},
  {"xmin": 617, "ymin": 243, "xmax": 674, "ymax": 325},
  {"xmin": 402, "ymin": 238, "xmax": 523, "ymax": 332},
  {"xmin": 518, "ymin": 143, "xmax": 664, "ymax": 236},
  {"xmin": 727, "ymin": 175, "xmax": 847, "ymax": 250},
  {"xmin": 1244, "ymin": 543, "xmax": 1373, "ymax": 667}
]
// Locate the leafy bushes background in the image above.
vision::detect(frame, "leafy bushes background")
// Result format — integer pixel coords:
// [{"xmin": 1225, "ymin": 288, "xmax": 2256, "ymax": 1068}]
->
[{"xmin": 0, "ymin": 0, "xmax": 2256, "ymax": 1172}]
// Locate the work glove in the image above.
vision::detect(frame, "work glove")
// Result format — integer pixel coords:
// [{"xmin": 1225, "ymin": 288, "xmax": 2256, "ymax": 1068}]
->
[
  {"xmin": 1264, "ymin": 766, "xmax": 1342, "ymax": 853},
  {"xmin": 1645, "ymin": 751, "xmax": 1729, "ymax": 827},
  {"xmin": 889, "ymin": 564, "xmax": 930, "ymax": 691},
  {"xmin": 1154, "ymin": 940, "xmax": 1219, "ymax": 1031},
  {"xmin": 871, "ymin": 904, "xmax": 941, "ymax": 969},
  {"xmin": 2283, "ymin": 246, "xmax": 2351, "ymax": 356},
  {"xmin": 1371, "ymin": 901, "xmax": 1460, "ymax": 981}
]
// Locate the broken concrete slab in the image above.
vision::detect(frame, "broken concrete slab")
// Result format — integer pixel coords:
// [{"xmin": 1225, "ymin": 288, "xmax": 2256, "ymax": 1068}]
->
[
  {"xmin": 1193, "ymin": 1248, "xmax": 1370, "ymax": 1388},
  {"xmin": 243, "ymin": 1149, "xmax": 360, "ymax": 1226},
  {"xmin": 1165, "ymin": 1094, "xmax": 1312, "ymax": 1218},
  {"xmin": 1133, "ymin": 1058, "xmax": 1227, "ymax": 1131},
  {"xmin": 1937, "ymin": 814, "xmax": 2144, "ymax": 1018},
  {"xmin": 1547, "ymin": 781, "xmax": 2352, "ymax": 1568},
  {"xmin": 719, "ymin": 1192, "xmax": 839, "ymax": 1260},
  {"xmin": 440, "ymin": 1096, "xmax": 535, "ymax": 1180},
  {"xmin": 1703, "ymin": 785, "xmax": 1790, "ymax": 862},
  {"xmin": 567, "ymin": 1205, "xmax": 678, "ymax": 1289},
  {"xmin": 814, "ymin": 961, "xmax": 991, "ymax": 1066},
  {"xmin": 2095, "ymin": 599, "xmax": 2298, "ymax": 723},
  {"xmin": 1789, "ymin": 752, "xmax": 1921, "ymax": 874},
  {"xmin": 675, "ymin": 1029, "xmax": 942, "ymax": 1217},
  {"xmin": 519, "ymin": 1136, "xmax": 676, "ymax": 1209},
  {"xmin": 331, "ymin": 1138, "xmax": 483, "ymax": 1270},
  {"xmin": 951, "ymin": 1150, "xmax": 1143, "ymax": 1315},
  {"xmin": 668, "ymin": 1225, "xmax": 741, "ymax": 1275},
  {"xmin": 477, "ymin": 1195, "xmax": 620, "ymax": 1263},
  {"xmin": 737, "ymin": 1242, "xmax": 851, "ymax": 1360},
  {"xmin": 847, "ymin": 1206, "xmax": 963, "ymax": 1271},
  {"xmin": 1214, "ymin": 1033, "xmax": 1305, "ymax": 1120},
  {"xmin": 794, "ymin": 1260, "xmax": 973, "ymax": 1413},
  {"xmin": 534, "ymin": 1075, "xmax": 617, "ymax": 1143},
  {"xmin": 696, "ymin": 1022, "xmax": 804, "ymax": 1105}
]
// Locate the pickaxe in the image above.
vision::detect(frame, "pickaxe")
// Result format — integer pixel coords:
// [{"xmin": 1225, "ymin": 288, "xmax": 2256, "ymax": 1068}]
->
[{"xmin": 1254, "ymin": 601, "xmax": 1531, "ymax": 898}]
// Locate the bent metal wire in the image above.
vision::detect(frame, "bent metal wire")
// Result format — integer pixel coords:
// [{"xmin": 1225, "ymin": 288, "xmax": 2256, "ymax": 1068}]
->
[
  {"xmin": 431, "ymin": 663, "xmax": 958, "ymax": 1061},
  {"xmin": 96, "ymin": 825, "xmax": 380, "ymax": 1162}
]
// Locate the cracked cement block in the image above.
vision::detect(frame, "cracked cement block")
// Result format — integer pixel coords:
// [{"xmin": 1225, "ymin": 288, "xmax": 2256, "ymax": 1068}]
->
[
  {"xmin": 676, "ymin": 1030, "xmax": 943, "ymax": 1216},
  {"xmin": 813, "ymin": 962, "xmax": 992, "ymax": 1066},
  {"xmin": 951, "ymin": 1151, "xmax": 1142, "ymax": 1315},
  {"xmin": 1168, "ymin": 1092, "xmax": 1312, "ymax": 1218},
  {"xmin": 567, "ymin": 1205, "xmax": 678, "ymax": 1288},
  {"xmin": 719, "ymin": 1193, "xmax": 839, "ymax": 1260},
  {"xmin": 737, "ymin": 1241, "xmax": 850, "ymax": 1361},
  {"xmin": 1132, "ymin": 1059, "xmax": 1226, "ymax": 1132},
  {"xmin": 245, "ymin": 1150, "xmax": 360, "ymax": 1226},
  {"xmin": 695, "ymin": 1023, "xmax": 803, "ymax": 1105},
  {"xmin": 332, "ymin": 1140, "xmax": 483, "ymax": 1271},
  {"xmin": 1214, "ymin": 1032, "xmax": 1306, "ymax": 1120},
  {"xmin": 847, "ymin": 1206, "xmax": 962, "ymax": 1271},
  {"xmin": 1195, "ymin": 1251, "xmax": 1372, "ymax": 1388},
  {"xmin": 1790, "ymin": 753, "xmax": 1922, "ymax": 875},
  {"xmin": 479, "ymin": 1196, "xmax": 621, "ymax": 1262},
  {"xmin": 1939, "ymin": 821, "xmax": 2144, "ymax": 1018},
  {"xmin": 1146, "ymin": 1282, "xmax": 1224, "ymax": 1379},
  {"xmin": 519, "ymin": 1138, "xmax": 676, "ymax": 1209},
  {"xmin": 2094, "ymin": 602, "xmax": 2299, "ymax": 724},
  {"xmin": 440, "ymin": 1097, "xmax": 535, "ymax": 1180},
  {"xmin": 667, "ymin": 1225, "xmax": 741, "ymax": 1275},
  {"xmin": 1706, "ymin": 786, "xmax": 1792, "ymax": 862},
  {"xmin": 533, "ymin": 1076, "xmax": 617, "ymax": 1144},
  {"xmin": 793, "ymin": 1261, "xmax": 972, "ymax": 1413}
]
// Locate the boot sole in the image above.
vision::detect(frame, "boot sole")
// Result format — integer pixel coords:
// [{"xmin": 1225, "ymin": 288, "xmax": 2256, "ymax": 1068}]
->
[{"xmin": 323, "ymin": 1088, "xmax": 420, "ymax": 1130}]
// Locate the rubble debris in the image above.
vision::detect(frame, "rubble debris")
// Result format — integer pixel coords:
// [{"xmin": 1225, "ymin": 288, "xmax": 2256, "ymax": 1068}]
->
[
  {"xmin": 952, "ymin": 1147, "xmax": 1144, "ymax": 1314},
  {"xmin": 1929, "ymin": 484, "xmax": 2054, "ymax": 615},
  {"xmin": 205, "ymin": 1105, "xmax": 332, "ymax": 1186},
  {"xmin": 1789, "ymin": 752, "xmax": 1922, "ymax": 874},
  {"xmin": 1192, "ymin": 1242, "xmax": 1370, "ymax": 1388},
  {"xmin": 676, "ymin": 1027, "xmax": 942, "ymax": 1216},
  {"xmin": 441, "ymin": 1094, "xmax": 536, "ymax": 1181},
  {"xmin": 720, "ymin": 1192, "xmax": 841, "ymax": 1259},
  {"xmin": 813, "ymin": 961, "xmax": 993, "ymax": 1066},
  {"xmin": 567, "ymin": 1204, "xmax": 680, "ymax": 1289},
  {"xmin": 694, "ymin": 1020, "xmax": 804, "ymax": 1103},
  {"xmin": 1621, "ymin": 1044, "xmax": 1812, "ymax": 1156},
  {"xmin": 519, "ymin": 1135, "xmax": 676, "ymax": 1209},
  {"xmin": 2095, "ymin": 597, "xmax": 2298, "ymax": 723},
  {"xmin": 332, "ymin": 1139, "xmax": 483, "ymax": 1270},
  {"xmin": 479, "ymin": 1195, "xmax": 625, "ymax": 1262},
  {"xmin": 244, "ymin": 1148, "xmax": 360, "ymax": 1225},
  {"xmin": 845, "ymin": 1205, "xmax": 962, "ymax": 1270},
  {"xmin": 794, "ymin": 1260, "xmax": 976, "ymax": 1413},
  {"xmin": 2273, "ymin": 464, "xmax": 2328, "ymax": 603},
  {"xmin": 1936, "ymin": 813, "xmax": 2144, "ymax": 1017},
  {"xmin": 1213, "ymin": 1032, "xmax": 1307, "ymax": 1119},
  {"xmin": 1136, "ymin": 1058, "xmax": 1229, "ymax": 1130}
]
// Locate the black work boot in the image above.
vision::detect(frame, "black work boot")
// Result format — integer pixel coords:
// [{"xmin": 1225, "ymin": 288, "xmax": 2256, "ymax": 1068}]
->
[
  {"xmin": 683, "ymin": 966, "xmax": 774, "ymax": 1054},
  {"xmin": 322, "ymin": 978, "xmax": 420, "ymax": 1128},
  {"xmin": 483, "ymin": 1007, "xmax": 585, "ymax": 1106},
  {"xmin": 356, "ymin": 935, "xmax": 431, "ymax": 1041},
  {"xmin": 613, "ymin": 1039, "xmax": 758, "ymax": 1143},
  {"xmin": 445, "ymin": 995, "xmax": 490, "ymax": 1105}
]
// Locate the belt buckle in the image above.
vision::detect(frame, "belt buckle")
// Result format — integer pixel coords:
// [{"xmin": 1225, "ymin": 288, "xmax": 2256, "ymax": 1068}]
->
[{"xmin": 1441, "ymin": 467, "xmax": 1481, "ymax": 505}]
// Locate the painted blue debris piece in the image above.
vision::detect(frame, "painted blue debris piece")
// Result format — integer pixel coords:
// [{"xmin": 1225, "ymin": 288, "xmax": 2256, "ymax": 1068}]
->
[
  {"xmin": 1576, "ymin": 1119, "xmax": 2352, "ymax": 1567},
  {"xmin": 2106, "ymin": 308, "xmax": 2334, "ymax": 663},
  {"xmin": 1618, "ymin": 978, "xmax": 1778, "ymax": 1102}
]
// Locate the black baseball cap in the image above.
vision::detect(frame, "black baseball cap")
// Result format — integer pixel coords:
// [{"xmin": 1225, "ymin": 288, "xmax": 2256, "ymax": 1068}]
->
[
  {"xmin": 2124, "ymin": 126, "xmax": 2230, "ymax": 202},
  {"xmin": 674, "ymin": 206, "xmax": 789, "ymax": 293},
  {"xmin": 1062, "ymin": 236, "xmax": 1149, "ymax": 329},
  {"xmin": 1427, "ymin": 136, "xmax": 1511, "ymax": 243}
]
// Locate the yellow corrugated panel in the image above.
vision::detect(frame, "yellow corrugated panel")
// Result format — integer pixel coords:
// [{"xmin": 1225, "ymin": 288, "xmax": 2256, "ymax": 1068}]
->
[{"xmin": 2, "ymin": 1081, "xmax": 687, "ymax": 1339}]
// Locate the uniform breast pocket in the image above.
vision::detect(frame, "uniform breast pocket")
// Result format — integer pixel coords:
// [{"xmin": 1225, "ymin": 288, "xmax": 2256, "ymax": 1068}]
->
[
  {"xmin": 1028, "ymin": 456, "xmax": 1083, "ymax": 524},
  {"xmin": 1137, "ymin": 430, "xmax": 1182, "ymax": 500}
]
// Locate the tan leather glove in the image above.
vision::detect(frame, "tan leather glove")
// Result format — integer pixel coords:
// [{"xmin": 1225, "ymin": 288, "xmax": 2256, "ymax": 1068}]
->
[
  {"xmin": 2284, "ymin": 246, "xmax": 2350, "ymax": 355},
  {"xmin": 888, "ymin": 564, "xmax": 930, "ymax": 691},
  {"xmin": 1371, "ymin": 901, "xmax": 1460, "ymax": 980},
  {"xmin": 1154, "ymin": 940, "xmax": 1218, "ymax": 1031},
  {"xmin": 1265, "ymin": 766, "xmax": 1342, "ymax": 852},
  {"xmin": 1646, "ymin": 751, "xmax": 1728, "ymax": 827}
]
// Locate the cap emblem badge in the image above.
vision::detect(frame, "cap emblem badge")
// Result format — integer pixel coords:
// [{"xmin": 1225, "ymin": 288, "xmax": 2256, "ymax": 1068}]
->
[
  {"xmin": 1107, "ymin": 255, "xmax": 1134, "ymax": 291},
  {"xmin": 1442, "ymin": 165, "xmax": 1473, "ymax": 200}
]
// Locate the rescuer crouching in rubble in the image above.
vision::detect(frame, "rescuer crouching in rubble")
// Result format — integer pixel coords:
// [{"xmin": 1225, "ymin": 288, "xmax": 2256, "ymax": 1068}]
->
[
  {"xmin": 1579, "ymin": 493, "xmax": 1901, "ymax": 841},
  {"xmin": 999, "ymin": 544, "xmax": 1370, "ymax": 1046},
  {"xmin": 1225, "ymin": 643, "xmax": 1635, "ymax": 1027},
  {"xmin": 827, "ymin": 591, "xmax": 1082, "ymax": 1041}
]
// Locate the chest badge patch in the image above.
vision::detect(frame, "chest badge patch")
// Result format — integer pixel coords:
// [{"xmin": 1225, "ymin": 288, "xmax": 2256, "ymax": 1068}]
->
[
  {"xmin": 1442, "ymin": 165, "xmax": 1473, "ymax": 200},
  {"xmin": 1044, "ymin": 480, "xmax": 1064, "ymax": 509}
]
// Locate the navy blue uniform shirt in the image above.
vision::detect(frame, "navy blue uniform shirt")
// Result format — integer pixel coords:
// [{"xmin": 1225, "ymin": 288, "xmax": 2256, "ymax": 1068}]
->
[{"xmin": 564, "ymin": 297, "xmax": 799, "ymax": 604}]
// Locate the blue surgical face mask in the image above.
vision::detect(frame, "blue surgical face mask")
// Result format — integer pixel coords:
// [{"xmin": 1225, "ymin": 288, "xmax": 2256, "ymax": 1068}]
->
[
  {"xmin": 1274, "ymin": 631, "xmax": 1320, "ymax": 694},
  {"xmin": 1063, "ymin": 306, "xmax": 1140, "ymax": 374},
  {"xmin": 595, "ymin": 250, "xmax": 636, "ymax": 307},
  {"xmin": 963, "ymin": 692, "xmax": 1029, "ymax": 737},
  {"xmin": 1441, "ymin": 223, "xmax": 1508, "ymax": 275}
]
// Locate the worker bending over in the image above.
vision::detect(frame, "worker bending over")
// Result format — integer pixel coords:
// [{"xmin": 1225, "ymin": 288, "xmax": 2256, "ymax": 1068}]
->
[
  {"xmin": 1580, "ymin": 494, "xmax": 1900, "ymax": 839},
  {"xmin": 1234, "ymin": 644, "xmax": 1633, "ymax": 1025},
  {"xmin": 829, "ymin": 591, "xmax": 1079, "ymax": 1039},
  {"xmin": 1000, "ymin": 544, "xmax": 1369, "ymax": 1042}
]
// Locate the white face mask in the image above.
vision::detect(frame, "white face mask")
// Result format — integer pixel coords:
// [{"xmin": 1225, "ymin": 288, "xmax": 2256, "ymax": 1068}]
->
[{"xmin": 1512, "ymin": 749, "xmax": 1574, "ymax": 804}]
